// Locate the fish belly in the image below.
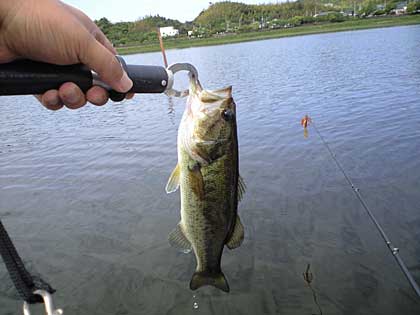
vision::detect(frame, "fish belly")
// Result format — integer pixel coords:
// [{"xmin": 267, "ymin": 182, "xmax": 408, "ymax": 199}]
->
[{"xmin": 180, "ymin": 148, "xmax": 236, "ymax": 273}]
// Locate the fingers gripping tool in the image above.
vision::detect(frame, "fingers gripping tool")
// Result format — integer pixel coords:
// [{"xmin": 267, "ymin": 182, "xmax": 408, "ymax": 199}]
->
[{"xmin": 0, "ymin": 56, "xmax": 198, "ymax": 100}]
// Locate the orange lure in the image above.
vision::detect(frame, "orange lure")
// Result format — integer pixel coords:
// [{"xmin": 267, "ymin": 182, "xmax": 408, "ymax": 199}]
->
[{"xmin": 301, "ymin": 115, "xmax": 312, "ymax": 128}]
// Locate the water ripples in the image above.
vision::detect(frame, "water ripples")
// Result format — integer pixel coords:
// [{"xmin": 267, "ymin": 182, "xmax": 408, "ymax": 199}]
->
[{"xmin": 1, "ymin": 25, "xmax": 420, "ymax": 314}]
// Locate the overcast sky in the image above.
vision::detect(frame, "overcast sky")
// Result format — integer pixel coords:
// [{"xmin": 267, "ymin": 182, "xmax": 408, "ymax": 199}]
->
[{"xmin": 63, "ymin": 0, "xmax": 273, "ymax": 23}]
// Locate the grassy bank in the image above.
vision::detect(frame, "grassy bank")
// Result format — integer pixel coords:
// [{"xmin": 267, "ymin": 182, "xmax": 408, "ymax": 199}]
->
[{"xmin": 116, "ymin": 15, "xmax": 420, "ymax": 55}]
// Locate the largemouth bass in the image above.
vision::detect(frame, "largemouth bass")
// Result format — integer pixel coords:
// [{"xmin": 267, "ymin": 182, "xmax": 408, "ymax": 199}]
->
[{"xmin": 166, "ymin": 79, "xmax": 245, "ymax": 292}]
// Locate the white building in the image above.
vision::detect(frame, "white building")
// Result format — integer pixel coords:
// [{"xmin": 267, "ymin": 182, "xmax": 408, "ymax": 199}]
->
[
  {"xmin": 160, "ymin": 26, "xmax": 179, "ymax": 38},
  {"xmin": 394, "ymin": 2, "xmax": 407, "ymax": 15}
]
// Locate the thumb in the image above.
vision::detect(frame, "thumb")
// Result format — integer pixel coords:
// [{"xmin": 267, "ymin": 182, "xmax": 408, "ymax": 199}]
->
[{"xmin": 79, "ymin": 34, "xmax": 133, "ymax": 93}]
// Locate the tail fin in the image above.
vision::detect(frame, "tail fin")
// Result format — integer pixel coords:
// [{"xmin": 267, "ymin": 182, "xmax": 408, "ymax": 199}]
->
[{"xmin": 190, "ymin": 271, "xmax": 230, "ymax": 292}]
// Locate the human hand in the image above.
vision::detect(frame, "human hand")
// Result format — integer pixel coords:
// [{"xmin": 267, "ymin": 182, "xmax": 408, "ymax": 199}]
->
[{"xmin": 0, "ymin": 0, "xmax": 134, "ymax": 110}]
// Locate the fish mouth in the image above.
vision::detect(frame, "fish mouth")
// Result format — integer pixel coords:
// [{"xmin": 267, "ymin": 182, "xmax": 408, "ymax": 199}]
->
[
  {"xmin": 182, "ymin": 86, "xmax": 233, "ymax": 165},
  {"xmin": 189, "ymin": 86, "xmax": 233, "ymax": 116},
  {"xmin": 199, "ymin": 86, "xmax": 233, "ymax": 102}
]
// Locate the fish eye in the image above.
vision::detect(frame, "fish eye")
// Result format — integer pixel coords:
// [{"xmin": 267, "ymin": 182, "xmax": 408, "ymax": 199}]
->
[{"xmin": 222, "ymin": 109, "xmax": 234, "ymax": 122}]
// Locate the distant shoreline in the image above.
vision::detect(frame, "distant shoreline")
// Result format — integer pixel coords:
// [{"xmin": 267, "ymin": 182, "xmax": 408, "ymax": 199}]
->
[{"xmin": 116, "ymin": 15, "xmax": 420, "ymax": 55}]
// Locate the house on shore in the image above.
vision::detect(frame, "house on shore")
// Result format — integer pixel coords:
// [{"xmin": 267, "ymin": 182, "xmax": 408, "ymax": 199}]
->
[
  {"xmin": 159, "ymin": 26, "xmax": 179, "ymax": 38},
  {"xmin": 393, "ymin": 2, "xmax": 408, "ymax": 15}
]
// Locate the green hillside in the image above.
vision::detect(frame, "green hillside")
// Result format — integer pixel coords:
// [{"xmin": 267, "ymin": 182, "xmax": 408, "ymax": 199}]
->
[
  {"xmin": 194, "ymin": 1, "xmax": 317, "ymax": 25},
  {"xmin": 95, "ymin": 1, "xmax": 420, "ymax": 47},
  {"xmin": 193, "ymin": 0, "xmax": 418, "ymax": 31}
]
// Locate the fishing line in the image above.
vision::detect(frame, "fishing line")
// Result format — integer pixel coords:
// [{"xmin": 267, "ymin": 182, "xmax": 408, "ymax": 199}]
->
[{"xmin": 304, "ymin": 116, "xmax": 420, "ymax": 298}]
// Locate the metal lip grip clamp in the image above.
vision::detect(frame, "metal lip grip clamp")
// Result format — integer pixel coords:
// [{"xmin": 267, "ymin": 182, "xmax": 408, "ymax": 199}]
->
[{"xmin": 0, "ymin": 56, "xmax": 198, "ymax": 100}]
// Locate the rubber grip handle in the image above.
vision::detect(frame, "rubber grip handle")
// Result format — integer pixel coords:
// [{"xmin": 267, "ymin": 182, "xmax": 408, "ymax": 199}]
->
[
  {"xmin": 106, "ymin": 63, "xmax": 169, "ymax": 101},
  {"xmin": 0, "ymin": 59, "xmax": 92, "ymax": 95},
  {"xmin": 125, "ymin": 64, "xmax": 168, "ymax": 94},
  {"xmin": 0, "ymin": 58, "xmax": 169, "ymax": 96}
]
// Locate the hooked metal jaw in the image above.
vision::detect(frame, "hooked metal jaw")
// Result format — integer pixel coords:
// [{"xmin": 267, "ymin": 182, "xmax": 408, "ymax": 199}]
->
[
  {"xmin": 164, "ymin": 63, "xmax": 200, "ymax": 98},
  {"xmin": 23, "ymin": 290, "xmax": 63, "ymax": 315}
]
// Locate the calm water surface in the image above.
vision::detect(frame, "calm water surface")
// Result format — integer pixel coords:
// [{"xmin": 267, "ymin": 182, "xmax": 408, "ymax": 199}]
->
[{"xmin": 1, "ymin": 25, "xmax": 420, "ymax": 314}]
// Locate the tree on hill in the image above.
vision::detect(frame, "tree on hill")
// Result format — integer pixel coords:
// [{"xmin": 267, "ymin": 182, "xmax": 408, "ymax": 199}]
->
[
  {"xmin": 132, "ymin": 15, "xmax": 184, "ymax": 32},
  {"xmin": 95, "ymin": 18, "xmax": 113, "ymax": 33},
  {"xmin": 193, "ymin": 0, "xmax": 349, "ymax": 31},
  {"xmin": 407, "ymin": 1, "xmax": 420, "ymax": 14},
  {"xmin": 385, "ymin": 1, "xmax": 398, "ymax": 14},
  {"xmin": 94, "ymin": 0, "xmax": 411, "ymax": 46},
  {"xmin": 195, "ymin": 2, "xmax": 252, "ymax": 27},
  {"xmin": 95, "ymin": 15, "xmax": 188, "ymax": 46}
]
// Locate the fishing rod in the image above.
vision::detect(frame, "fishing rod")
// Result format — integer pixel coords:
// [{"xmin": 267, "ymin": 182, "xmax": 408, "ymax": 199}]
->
[
  {"xmin": 307, "ymin": 118, "xmax": 420, "ymax": 298},
  {"xmin": 157, "ymin": 27, "xmax": 169, "ymax": 68}
]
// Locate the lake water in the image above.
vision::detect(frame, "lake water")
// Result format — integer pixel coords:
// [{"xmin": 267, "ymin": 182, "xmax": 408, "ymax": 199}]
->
[{"xmin": 1, "ymin": 25, "xmax": 420, "ymax": 315}]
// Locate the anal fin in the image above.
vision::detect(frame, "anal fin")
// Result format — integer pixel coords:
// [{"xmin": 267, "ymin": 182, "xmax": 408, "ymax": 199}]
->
[{"xmin": 168, "ymin": 223, "xmax": 192, "ymax": 252}]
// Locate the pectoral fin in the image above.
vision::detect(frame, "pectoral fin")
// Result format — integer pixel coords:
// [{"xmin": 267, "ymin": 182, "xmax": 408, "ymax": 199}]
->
[
  {"xmin": 226, "ymin": 216, "xmax": 244, "ymax": 249},
  {"xmin": 168, "ymin": 223, "xmax": 192, "ymax": 251},
  {"xmin": 187, "ymin": 165, "xmax": 205, "ymax": 200},
  {"xmin": 166, "ymin": 164, "xmax": 180, "ymax": 193}
]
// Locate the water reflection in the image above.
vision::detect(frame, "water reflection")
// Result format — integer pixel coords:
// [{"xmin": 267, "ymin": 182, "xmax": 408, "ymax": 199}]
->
[
  {"xmin": 167, "ymin": 97, "xmax": 176, "ymax": 125},
  {"xmin": 192, "ymin": 294, "xmax": 199, "ymax": 310},
  {"xmin": 303, "ymin": 264, "xmax": 323, "ymax": 315},
  {"xmin": 1, "ymin": 25, "xmax": 420, "ymax": 314}
]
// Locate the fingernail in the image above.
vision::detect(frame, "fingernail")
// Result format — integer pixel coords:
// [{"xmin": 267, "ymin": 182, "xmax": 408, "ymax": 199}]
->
[{"xmin": 116, "ymin": 71, "xmax": 133, "ymax": 92}]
